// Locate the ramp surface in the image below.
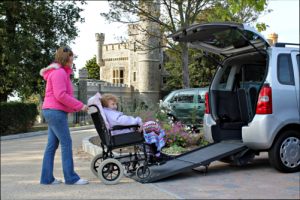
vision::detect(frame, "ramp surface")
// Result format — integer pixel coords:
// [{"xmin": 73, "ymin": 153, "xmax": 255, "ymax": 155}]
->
[{"xmin": 125, "ymin": 141, "xmax": 247, "ymax": 183}]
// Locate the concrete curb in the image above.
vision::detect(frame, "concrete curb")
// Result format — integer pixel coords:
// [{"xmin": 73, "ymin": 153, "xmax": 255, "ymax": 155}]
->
[
  {"xmin": 1, "ymin": 125, "xmax": 95, "ymax": 141},
  {"xmin": 82, "ymin": 135, "xmax": 121, "ymax": 157},
  {"xmin": 82, "ymin": 135, "xmax": 180, "ymax": 157}
]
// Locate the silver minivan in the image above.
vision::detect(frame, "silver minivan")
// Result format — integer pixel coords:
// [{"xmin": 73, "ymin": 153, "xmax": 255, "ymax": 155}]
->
[{"xmin": 167, "ymin": 22, "xmax": 299, "ymax": 173}]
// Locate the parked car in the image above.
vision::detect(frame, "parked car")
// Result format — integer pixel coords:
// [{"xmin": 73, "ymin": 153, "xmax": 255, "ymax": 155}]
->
[
  {"xmin": 161, "ymin": 88, "xmax": 208, "ymax": 125},
  {"xmin": 167, "ymin": 21, "xmax": 299, "ymax": 173}
]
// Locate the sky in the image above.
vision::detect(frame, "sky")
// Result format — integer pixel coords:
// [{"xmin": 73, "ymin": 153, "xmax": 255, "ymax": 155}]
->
[
  {"xmin": 8, "ymin": 0, "xmax": 300, "ymax": 101},
  {"xmin": 70, "ymin": 0, "xmax": 300, "ymax": 78}
]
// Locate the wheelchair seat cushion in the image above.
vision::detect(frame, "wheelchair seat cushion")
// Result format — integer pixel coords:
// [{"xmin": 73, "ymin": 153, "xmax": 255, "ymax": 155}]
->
[{"xmin": 88, "ymin": 92, "xmax": 110, "ymax": 130}]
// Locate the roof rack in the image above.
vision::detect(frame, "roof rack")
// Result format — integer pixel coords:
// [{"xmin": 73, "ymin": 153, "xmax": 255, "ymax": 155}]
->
[{"xmin": 274, "ymin": 43, "xmax": 300, "ymax": 47}]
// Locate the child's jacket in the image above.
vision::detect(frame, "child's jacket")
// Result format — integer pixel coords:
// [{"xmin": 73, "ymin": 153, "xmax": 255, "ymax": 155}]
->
[{"xmin": 103, "ymin": 107, "xmax": 143, "ymax": 135}]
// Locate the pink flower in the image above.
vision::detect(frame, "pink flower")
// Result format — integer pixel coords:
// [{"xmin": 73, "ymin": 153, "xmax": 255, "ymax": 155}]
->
[
  {"xmin": 174, "ymin": 138, "xmax": 176, "ymax": 141},
  {"xmin": 169, "ymin": 139, "xmax": 171, "ymax": 142},
  {"xmin": 201, "ymin": 135, "xmax": 204, "ymax": 137}
]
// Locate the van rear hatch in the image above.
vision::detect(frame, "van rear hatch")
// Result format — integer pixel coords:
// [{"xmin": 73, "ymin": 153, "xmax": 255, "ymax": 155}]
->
[{"xmin": 167, "ymin": 21, "xmax": 270, "ymax": 57}]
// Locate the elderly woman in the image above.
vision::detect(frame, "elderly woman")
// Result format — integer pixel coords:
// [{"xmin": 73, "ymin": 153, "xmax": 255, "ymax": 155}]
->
[
  {"xmin": 39, "ymin": 46, "xmax": 89, "ymax": 185},
  {"xmin": 100, "ymin": 94, "xmax": 166, "ymax": 163}
]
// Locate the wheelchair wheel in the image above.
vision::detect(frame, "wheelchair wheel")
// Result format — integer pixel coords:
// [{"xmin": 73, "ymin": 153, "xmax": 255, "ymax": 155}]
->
[
  {"xmin": 136, "ymin": 166, "xmax": 151, "ymax": 180},
  {"xmin": 90, "ymin": 154, "xmax": 104, "ymax": 177},
  {"xmin": 98, "ymin": 158, "xmax": 124, "ymax": 185}
]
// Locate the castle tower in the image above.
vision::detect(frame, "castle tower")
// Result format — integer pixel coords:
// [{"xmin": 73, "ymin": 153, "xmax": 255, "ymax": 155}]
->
[
  {"xmin": 267, "ymin": 33, "xmax": 278, "ymax": 46},
  {"xmin": 137, "ymin": 0, "xmax": 161, "ymax": 106},
  {"xmin": 95, "ymin": 33, "xmax": 105, "ymax": 80}
]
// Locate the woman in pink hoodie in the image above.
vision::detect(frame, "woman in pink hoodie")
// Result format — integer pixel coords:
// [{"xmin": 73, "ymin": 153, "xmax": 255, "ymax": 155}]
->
[{"xmin": 39, "ymin": 46, "xmax": 89, "ymax": 185}]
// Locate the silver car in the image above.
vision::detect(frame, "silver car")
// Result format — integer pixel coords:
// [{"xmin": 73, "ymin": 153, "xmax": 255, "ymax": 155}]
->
[{"xmin": 168, "ymin": 22, "xmax": 299, "ymax": 173}]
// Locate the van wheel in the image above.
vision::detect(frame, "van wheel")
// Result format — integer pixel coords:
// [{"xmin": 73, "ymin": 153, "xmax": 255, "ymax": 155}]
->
[{"xmin": 269, "ymin": 130, "xmax": 300, "ymax": 173}]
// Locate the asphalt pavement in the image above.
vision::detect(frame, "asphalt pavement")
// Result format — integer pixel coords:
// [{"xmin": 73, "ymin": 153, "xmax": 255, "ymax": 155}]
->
[{"xmin": 1, "ymin": 128, "xmax": 299, "ymax": 199}]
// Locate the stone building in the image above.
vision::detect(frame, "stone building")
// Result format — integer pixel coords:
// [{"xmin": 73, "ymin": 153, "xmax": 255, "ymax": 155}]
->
[{"xmin": 92, "ymin": 0, "xmax": 168, "ymax": 108}]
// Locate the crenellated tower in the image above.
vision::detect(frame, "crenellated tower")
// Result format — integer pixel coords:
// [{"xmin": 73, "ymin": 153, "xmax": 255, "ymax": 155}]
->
[
  {"xmin": 95, "ymin": 33, "xmax": 105, "ymax": 66},
  {"xmin": 137, "ymin": 0, "xmax": 161, "ymax": 106}
]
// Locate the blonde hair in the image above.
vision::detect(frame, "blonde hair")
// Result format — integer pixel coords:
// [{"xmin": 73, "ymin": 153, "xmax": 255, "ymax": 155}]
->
[
  {"xmin": 101, "ymin": 94, "xmax": 118, "ymax": 108},
  {"xmin": 55, "ymin": 46, "xmax": 74, "ymax": 67}
]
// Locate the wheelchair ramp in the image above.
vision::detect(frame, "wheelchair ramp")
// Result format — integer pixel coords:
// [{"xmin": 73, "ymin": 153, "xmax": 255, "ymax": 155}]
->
[{"xmin": 125, "ymin": 141, "xmax": 247, "ymax": 183}]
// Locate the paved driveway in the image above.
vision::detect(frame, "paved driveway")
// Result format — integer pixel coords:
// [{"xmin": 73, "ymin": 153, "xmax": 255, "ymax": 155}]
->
[
  {"xmin": 154, "ymin": 153, "xmax": 299, "ymax": 199},
  {"xmin": 1, "ymin": 129, "xmax": 175, "ymax": 199},
  {"xmin": 1, "ymin": 129, "xmax": 299, "ymax": 199}
]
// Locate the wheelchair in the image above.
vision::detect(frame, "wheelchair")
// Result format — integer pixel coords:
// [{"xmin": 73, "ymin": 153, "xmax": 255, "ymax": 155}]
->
[{"xmin": 89, "ymin": 104, "xmax": 158, "ymax": 185}]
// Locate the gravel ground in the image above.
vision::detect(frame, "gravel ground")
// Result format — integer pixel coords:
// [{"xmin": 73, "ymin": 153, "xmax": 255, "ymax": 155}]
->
[{"xmin": 1, "ymin": 129, "xmax": 176, "ymax": 199}]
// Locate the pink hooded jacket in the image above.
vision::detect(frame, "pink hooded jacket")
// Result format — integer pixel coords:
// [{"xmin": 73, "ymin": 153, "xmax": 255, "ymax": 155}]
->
[{"xmin": 40, "ymin": 63, "xmax": 83, "ymax": 113}]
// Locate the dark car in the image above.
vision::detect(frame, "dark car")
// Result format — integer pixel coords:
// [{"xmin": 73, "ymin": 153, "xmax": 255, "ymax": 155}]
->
[{"xmin": 161, "ymin": 88, "xmax": 209, "ymax": 124}]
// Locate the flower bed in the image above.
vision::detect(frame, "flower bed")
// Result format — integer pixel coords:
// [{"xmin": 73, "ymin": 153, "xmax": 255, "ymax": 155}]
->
[{"xmin": 89, "ymin": 101, "xmax": 211, "ymax": 154}]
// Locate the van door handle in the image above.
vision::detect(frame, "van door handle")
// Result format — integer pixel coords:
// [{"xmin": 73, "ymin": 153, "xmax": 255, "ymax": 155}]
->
[
  {"xmin": 197, "ymin": 106, "xmax": 201, "ymax": 109},
  {"xmin": 172, "ymin": 106, "xmax": 176, "ymax": 108}
]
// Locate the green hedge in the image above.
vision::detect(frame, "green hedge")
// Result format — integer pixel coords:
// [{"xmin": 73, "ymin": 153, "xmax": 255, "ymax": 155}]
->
[{"xmin": 0, "ymin": 102, "xmax": 38, "ymax": 136}]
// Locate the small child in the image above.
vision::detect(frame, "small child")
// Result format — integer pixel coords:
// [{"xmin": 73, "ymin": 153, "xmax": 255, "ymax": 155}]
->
[{"xmin": 100, "ymin": 94, "xmax": 166, "ymax": 162}]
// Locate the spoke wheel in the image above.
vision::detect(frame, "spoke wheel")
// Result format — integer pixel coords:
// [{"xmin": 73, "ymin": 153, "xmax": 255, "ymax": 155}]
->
[
  {"xmin": 136, "ymin": 166, "xmax": 151, "ymax": 180},
  {"xmin": 98, "ymin": 158, "xmax": 124, "ymax": 185},
  {"xmin": 90, "ymin": 154, "xmax": 104, "ymax": 177},
  {"xmin": 269, "ymin": 130, "xmax": 300, "ymax": 173}
]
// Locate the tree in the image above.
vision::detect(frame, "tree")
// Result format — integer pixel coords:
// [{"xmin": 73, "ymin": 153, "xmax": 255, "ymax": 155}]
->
[
  {"xmin": 164, "ymin": 0, "xmax": 272, "ymax": 91},
  {"xmin": 0, "ymin": 0, "xmax": 86, "ymax": 102},
  {"xmin": 82, "ymin": 55, "xmax": 100, "ymax": 80},
  {"xmin": 164, "ymin": 46, "xmax": 219, "ymax": 91},
  {"xmin": 100, "ymin": 0, "xmax": 268, "ymax": 90}
]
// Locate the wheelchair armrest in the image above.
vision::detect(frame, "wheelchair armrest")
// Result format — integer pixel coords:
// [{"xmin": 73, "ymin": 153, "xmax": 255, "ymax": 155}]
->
[{"xmin": 112, "ymin": 125, "xmax": 140, "ymax": 130}]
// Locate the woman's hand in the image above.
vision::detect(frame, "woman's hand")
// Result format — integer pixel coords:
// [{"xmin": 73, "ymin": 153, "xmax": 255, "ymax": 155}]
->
[
  {"xmin": 138, "ymin": 125, "xmax": 143, "ymax": 133},
  {"xmin": 81, "ymin": 105, "xmax": 89, "ymax": 112}
]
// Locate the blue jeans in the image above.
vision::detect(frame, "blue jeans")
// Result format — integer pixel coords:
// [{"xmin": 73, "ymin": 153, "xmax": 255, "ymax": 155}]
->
[{"xmin": 40, "ymin": 109, "xmax": 80, "ymax": 184}]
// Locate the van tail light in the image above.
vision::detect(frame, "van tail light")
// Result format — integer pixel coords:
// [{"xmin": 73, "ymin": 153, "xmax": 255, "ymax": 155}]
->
[
  {"xmin": 256, "ymin": 86, "xmax": 272, "ymax": 114},
  {"xmin": 205, "ymin": 92, "xmax": 210, "ymax": 114}
]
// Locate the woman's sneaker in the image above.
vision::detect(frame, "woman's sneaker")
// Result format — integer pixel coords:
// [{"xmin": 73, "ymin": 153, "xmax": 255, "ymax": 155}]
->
[
  {"xmin": 51, "ymin": 179, "xmax": 62, "ymax": 184},
  {"xmin": 74, "ymin": 179, "xmax": 88, "ymax": 185}
]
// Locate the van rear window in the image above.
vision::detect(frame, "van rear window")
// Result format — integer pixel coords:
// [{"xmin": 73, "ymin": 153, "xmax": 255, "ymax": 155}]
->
[
  {"xmin": 277, "ymin": 54, "xmax": 294, "ymax": 85},
  {"xmin": 219, "ymin": 66, "xmax": 232, "ymax": 89},
  {"xmin": 238, "ymin": 65, "xmax": 266, "ymax": 90}
]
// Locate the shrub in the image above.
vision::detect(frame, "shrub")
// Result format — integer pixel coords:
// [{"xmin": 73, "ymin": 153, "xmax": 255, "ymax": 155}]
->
[
  {"xmin": 0, "ymin": 102, "xmax": 38, "ymax": 135},
  {"xmin": 163, "ymin": 121, "xmax": 209, "ymax": 148}
]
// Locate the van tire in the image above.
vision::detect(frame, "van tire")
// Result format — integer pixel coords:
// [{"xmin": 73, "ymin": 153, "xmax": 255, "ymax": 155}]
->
[{"xmin": 268, "ymin": 130, "xmax": 300, "ymax": 173}]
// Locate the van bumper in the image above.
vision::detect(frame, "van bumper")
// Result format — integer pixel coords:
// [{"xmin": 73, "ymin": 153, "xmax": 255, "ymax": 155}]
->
[
  {"xmin": 242, "ymin": 114, "xmax": 279, "ymax": 150},
  {"xmin": 203, "ymin": 114, "xmax": 216, "ymax": 143}
]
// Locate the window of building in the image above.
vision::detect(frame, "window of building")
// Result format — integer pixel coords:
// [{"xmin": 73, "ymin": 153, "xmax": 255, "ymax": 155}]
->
[
  {"xmin": 277, "ymin": 54, "xmax": 294, "ymax": 85},
  {"xmin": 120, "ymin": 70, "xmax": 124, "ymax": 84},
  {"xmin": 163, "ymin": 77, "xmax": 167, "ymax": 84},
  {"xmin": 133, "ymin": 72, "xmax": 137, "ymax": 81},
  {"xmin": 134, "ymin": 42, "xmax": 136, "ymax": 52},
  {"xmin": 113, "ymin": 69, "xmax": 124, "ymax": 84}
]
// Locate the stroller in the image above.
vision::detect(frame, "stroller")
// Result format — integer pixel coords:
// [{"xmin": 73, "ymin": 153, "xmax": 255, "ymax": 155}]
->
[{"xmin": 88, "ymin": 93, "xmax": 165, "ymax": 185}]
